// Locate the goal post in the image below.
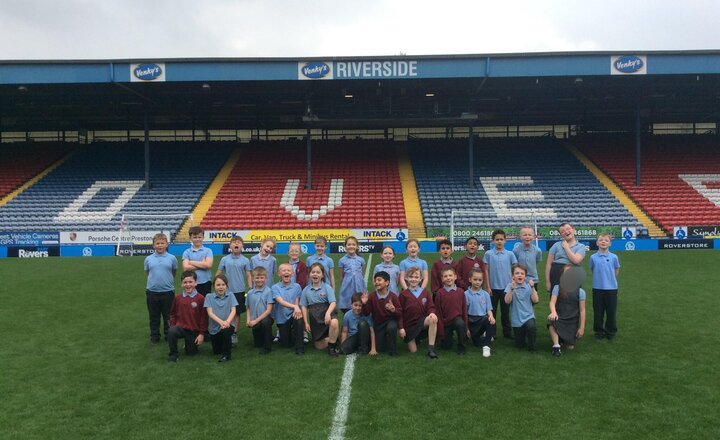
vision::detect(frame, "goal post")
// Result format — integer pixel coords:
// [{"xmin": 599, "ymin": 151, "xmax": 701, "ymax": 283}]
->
[
  {"xmin": 116, "ymin": 213, "xmax": 194, "ymax": 256},
  {"xmin": 449, "ymin": 209, "xmax": 538, "ymax": 250}
]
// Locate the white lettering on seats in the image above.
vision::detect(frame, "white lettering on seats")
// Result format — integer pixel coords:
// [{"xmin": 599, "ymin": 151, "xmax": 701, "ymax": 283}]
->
[
  {"xmin": 280, "ymin": 179, "xmax": 343, "ymax": 221},
  {"xmin": 54, "ymin": 180, "xmax": 145, "ymax": 223},
  {"xmin": 679, "ymin": 174, "xmax": 720, "ymax": 207},
  {"xmin": 479, "ymin": 176, "xmax": 557, "ymax": 219}
]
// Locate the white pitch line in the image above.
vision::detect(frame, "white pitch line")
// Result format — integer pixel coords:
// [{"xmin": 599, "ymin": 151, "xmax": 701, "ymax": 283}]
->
[{"xmin": 327, "ymin": 253, "xmax": 373, "ymax": 440}]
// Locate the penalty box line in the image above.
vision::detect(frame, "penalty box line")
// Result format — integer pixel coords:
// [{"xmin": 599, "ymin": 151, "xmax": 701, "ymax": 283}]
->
[{"xmin": 328, "ymin": 253, "xmax": 373, "ymax": 440}]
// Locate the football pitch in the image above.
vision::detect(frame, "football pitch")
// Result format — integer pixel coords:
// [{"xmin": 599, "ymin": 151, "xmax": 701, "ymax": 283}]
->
[{"xmin": 1, "ymin": 250, "xmax": 718, "ymax": 439}]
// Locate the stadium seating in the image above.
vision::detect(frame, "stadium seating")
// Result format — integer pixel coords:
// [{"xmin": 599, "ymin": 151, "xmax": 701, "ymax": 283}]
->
[
  {"xmin": 201, "ymin": 140, "xmax": 407, "ymax": 230},
  {"xmin": 410, "ymin": 138, "xmax": 641, "ymax": 231},
  {"xmin": 576, "ymin": 135, "xmax": 720, "ymax": 233},
  {"xmin": 0, "ymin": 142, "xmax": 74, "ymax": 198},
  {"xmin": 0, "ymin": 141, "xmax": 232, "ymax": 235}
]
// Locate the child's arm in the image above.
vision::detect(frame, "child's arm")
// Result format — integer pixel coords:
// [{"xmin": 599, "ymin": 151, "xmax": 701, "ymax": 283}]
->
[
  {"xmin": 487, "ymin": 310, "xmax": 496, "ymax": 325},
  {"xmin": 329, "ymin": 269, "xmax": 336, "ymax": 290},
  {"xmin": 340, "ymin": 325, "xmax": 348, "ymax": 343},
  {"xmin": 302, "ymin": 306, "xmax": 311, "ymax": 332},
  {"xmin": 530, "ymin": 284, "xmax": 539, "ymax": 305},
  {"xmin": 249, "ymin": 304, "xmax": 272, "ymax": 327},
  {"xmin": 544, "ymin": 253, "xmax": 555, "ymax": 291},
  {"xmin": 399, "ymin": 270, "xmax": 408, "ymax": 290},
  {"xmin": 325, "ymin": 301, "xmax": 337, "ymax": 324},
  {"xmin": 207, "ymin": 307, "xmax": 230, "ymax": 329},
  {"xmin": 369, "ymin": 326, "xmax": 377, "ymax": 356},
  {"xmin": 483, "ymin": 265, "xmax": 490, "ymax": 293},
  {"xmin": 548, "ymin": 294, "xmax": 559, "ymax": 321},
  {"xmin": 245, "ymin": 270, "xmax": 253, "ymax": 290},
  {"xmin": 577, "ymin": 299, "xmax": 586, "ymax": 338},
  {"xmin": 562, "ymin": 240, "xmax": 584, "ymax": 265},
  {"xmin": 504, "ymin": 281, "xmax": 515, "ymax": 305},
  {"xmin": 421, "ymin": 269, "xmax": 429, "ymax": 290}
]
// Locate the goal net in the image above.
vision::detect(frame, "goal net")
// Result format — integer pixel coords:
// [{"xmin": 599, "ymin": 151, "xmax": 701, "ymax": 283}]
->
[
  {"xmin": 449, "ymin": 209, "xmax": 538, "ymax": 250},
  {"xmin": 116, "ymin": 213, "xmax": 194, "ymax": 256}
]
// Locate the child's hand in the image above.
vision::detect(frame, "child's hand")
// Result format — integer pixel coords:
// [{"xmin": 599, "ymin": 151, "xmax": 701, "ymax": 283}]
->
[
  {"xmin": 510, "ymin": 280, "xmax": 516, "ymax": 290},
  {"xmin": 528, "ymin": 279, "xmax": 535, "ymax": 288},
  {"xmin": 545, "ymin": 280, "xmax": 551, "ymax": 292},
  {"xmin": 246, "ymin": 318, "xmax": 253, "ymax": 328},
  {"xmin": 369, "ymin": 349, "xmax": 378, "ymax": 356},
  {"xmin": 361, "ymin": 293, "xmax": 369, "ymax": 304},
  {"xmin": 385, "ymin": 301, "xmax": 395, "ymax": 312},
  {"xmin": 220, "ymin": 320, "xmax": 230, "ymax": 329},
  {"xmin": 489, "ymin": 316, "xmax": 496, "ymax": 325},
  {"xmin": 324, "ymin": 313, "xmax": 331, "ymax": 325},
  {"xmin": 293, "ymin": 306, "xmax": 302, "ymax": 320},
  {"xmin": 548, "ymin": 312, "xmax": 558, "ymax": 322},
  {"xmin": 304, "ymin": 322, "xmax": 311, "ymax": 333},
  {"xmin": 195, "ymin": 334, "xmax": 204, "ymax": 345},
  {"xmin": 576, "ymin": 327, "xmax": 584, "ymax": 338},
  {"xmin": 428, "ymin": 313, "xmax": 438, "ymax": 324},
  {"xmin": 466, "ymin": 329, "xmax": 471, "ymax": 338},
  {"xmin": 399, "ymin": 328, "xmax": 406, "ymax": 339}
]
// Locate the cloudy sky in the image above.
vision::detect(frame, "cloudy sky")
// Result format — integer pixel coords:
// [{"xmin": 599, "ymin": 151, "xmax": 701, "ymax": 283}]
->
[{"xmin": 2, "ymin": 0, "xmax": 719, "ymax": 60}]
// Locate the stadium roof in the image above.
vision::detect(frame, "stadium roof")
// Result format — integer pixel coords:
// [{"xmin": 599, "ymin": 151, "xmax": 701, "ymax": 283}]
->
[{"xmin": 2, "ymin": 51, "xmax": 720, "ymax": 132}]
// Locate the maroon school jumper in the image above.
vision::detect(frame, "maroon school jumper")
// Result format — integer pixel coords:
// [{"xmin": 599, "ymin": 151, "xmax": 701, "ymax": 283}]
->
[
  {"xmin": 398, "ymin": 288, "xmax": 436, "ymax": 331},
  {"xmin": 430, "ymin": 258, "xmax": 456, "ymax": 296},
  {"xmin": 291, "ymin": 259, "xmax": 308, "ymax": 288},
  {"xmin": 434, "ymin": 286, "xmax": 468, "ymax": 340},
  {"xmin": 362, "ymin": 290, "xmax": 402, "ymax": 324},
  {"xmin": 170, "ymin": 292, "xmax": 208, "ymax": 333},
  {"xmin": 455, "ymin": 255, "xmax": 486, "ymax": 290}
]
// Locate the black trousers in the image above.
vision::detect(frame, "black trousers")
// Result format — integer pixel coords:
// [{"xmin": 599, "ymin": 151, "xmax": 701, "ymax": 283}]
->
[
  {"xmin": 167, "ymin": 326, "xmax": 200, "ymax": 356},
  {"xmin": 468, "ymin": 315, "xmax": 496, "ymax": 347},
  {"xmin": 341, "ymin": 321, "xmax": 371, "ymax": 355},
  {"xmin": 491, "ymin": 289, "xmax": 512, "ymax": 338},
  {"xmin": 251, "ymin": 316, "xmax": 273, "ymax": 351},
  {"xmin": 196, "ymin": 281, "xmax": 212, "ymax": 295},
  {"xmin": 593, "ymin": 289, "xmax": 618, "ymax": 337},
  {"xmin": 210, "ymin": 326, "xmax": 234, "ymax": 358},
  {"xmin": 441, "ymin": 316, "xmax": 467, "ymax": 352},
  {"xmin": 513, "ymin": 318, "xmax": 537, "ymax": 351},
  {"xmin": 146, "ymin": 290, "xmax": 174, "ymax": 341},
  {"xmin": 278, "ymin": 317, "xmax": 304, "ymax": 351},
  {"xmin": 374, "ymin": 319, "xmax": 398, "ymax": 354}
]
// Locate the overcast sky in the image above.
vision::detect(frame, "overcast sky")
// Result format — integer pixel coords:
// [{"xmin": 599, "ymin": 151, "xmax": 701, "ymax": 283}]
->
[{"xmin": 2, "ymin": 0, "xmax": 719, "ymax": 60}]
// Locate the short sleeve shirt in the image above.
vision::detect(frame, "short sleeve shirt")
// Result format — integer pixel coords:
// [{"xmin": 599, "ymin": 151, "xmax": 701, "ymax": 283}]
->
[
  {"xmin": 399, "ymin": 257, "xmax": 428, "ymax": 273},
  {"xmin": 271, "ymin": 282, "xmax": 303, "ymax": 324},
  {"xmin": 342, "ymin": 312, "xmax": 374, "ymax": 337},
  {"xmin": 144, "ymin": 252, "xmax": 177, "ymax": 292},
  {"xmin": 465, "ymin": 288, "xmax": 493, "ymax": 316},
  {"xmin": 512, "ymin": 242, "xmax": 542, "ymax": 282},
  {"xmin": 246, "ymin": 285, "xmax": 274, "ymax": 321},
  {"xmin": 204, "ymin": 293, "xmax": 239, "ymax": 335},
  {"xmin": 218, "ymin": 253, "xmax": 251, "ymax": 293},
  {"xmin": 483, "ymin": 249, "xmax": 518, "ymax": 290},
  {"xmin": 549, "ymin": 241, "xmax": 586, "ymax": 265},
  {"xmin": 589, "ymin": 252, "xmax": 620, "ymax": 289},
  {"xmin": 504, "ymin": 281, "xmax": 535, "ymax": 326},
  {"xmin": 182, "ymin": 246, "xmax": 213, "ymax": 284},
  {"xmin": 552, "ymin": 285, "xmax": 587, "ymax": 300},
  {"xmin": 374, "ymin": 262, "xmax": 401, "ymax": 294},
  {"xmin": 300, "ymin": 283, "xmax": 336, "ymax": 307}
]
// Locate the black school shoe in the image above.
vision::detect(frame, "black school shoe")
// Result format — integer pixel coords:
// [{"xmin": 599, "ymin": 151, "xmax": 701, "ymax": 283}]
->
[
  {"xmin": 427, "ymin": 348, "xmax": 438, "ymax": 359},
  {"xmin": 552, "ymin": 346, "xmax": 562, "ymax": 357},
  {"xmin": 218, "ymin": 355, "xmax": 230, "ymax": 362},
  {"xmin": 328, "ymin": 347, "xmax": 339, "ymax": 357},
  {"xmin": 168, "ymin": 354, "xmax": 178, "ymax": 362}
]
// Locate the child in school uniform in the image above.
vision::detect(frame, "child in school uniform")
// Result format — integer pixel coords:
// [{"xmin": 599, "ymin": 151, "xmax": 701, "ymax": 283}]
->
[
  {"xmin": 434, "ymin": 267, "xmax": 469, "ymax": 355},
  {"xmin": 512, "ymin": 226, "xmax": 542, "ymax": 285},
  {"xmin": 398, "ymin": 266, "xmax": 439, "ymax": 359},
  {"xmin": 361, "ymin": 271, "xmax": 402, "ymax": 356},
  {"xmin": 430, "ymin": 239, "xmax": 456, "ymax": 295},
  {"xmin": 300, "ymin": 263, "xmax": 340, "ymax": 357},
  {"xmin": 182, "ymin": 226, "xmax": 213, "ymax": 295},
  {"xmin": 167, "ymin": 271, "xmax": 207, "ymax": 362},
  {"xmin": 483, "ymin": 229, "xmax": 518, "ymax": 339},
  {"xmin": 545, "ymin": 222, "xmax": 586, "ymax": 293},
  {"xmin": 455, "ymin": 236, "xmax": 487, "ymax": 291},
  {"xmin": 589, "ymin": 232, "xmax": 620, "ymax": 340},
  {"xmin": 548, "ymin": 265, "xmax": 586, "ymax": 357},
  {"xmin": 398, "ymin": 239, "xmax": 429, "ymax": 292},
  {"xmin": 216, "ymin": 235, "xmax": 252, "ymax": 347},
  {"xmin": 246, "ymin": 267, "xmax": 274, "ymax": 355},
  {"xmin": 251, "ymin": 237, "xmax": 277, "ymax": 288},
  {"xmin": 287, "ymin": 242, "xmax": 308, "ymax": 288},
  {"xmin": 272, "ymin": 263, "xmax": 305, "ymax": 355},
  {"xmin": 337, "ymin": 236, "xmax": 366, "ymax": 313},
  {"xmin": 144, "ymin": 233, "xmax": 177, "ymax": 343},
  {"xmin": 504, "ymin": 264, "xmax": 539, "ymax": 352},
  {"xmin": 341, "ymin": 293, "xmax": 377, "ymax": 356},
  {"xmin": 373, "ymin": 245, "xmax": 401, "ymax": 295},
  {"xmin": 204, "ymin": 274, "xmax": 238, "ymax": 362},
  {"xmin": 464, "ymin": 268, "xmax": 496, "ymax": 358},
  {"xmin": 306, "ymin": 236, "xmax": 335, "ymax": 289}
]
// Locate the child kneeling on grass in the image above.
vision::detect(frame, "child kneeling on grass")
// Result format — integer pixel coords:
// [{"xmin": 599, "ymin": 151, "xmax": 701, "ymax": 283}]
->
[
  {"xmin": 205, "ymin": 274, "xmax": 238, "ymax": 363},
  {"xmin": 340, "ymin": 293, "xmax": 377, "ymax": 355},
  {"xmin": 504, "ymin": 264, "xmax": 539, "ymax": 352},
  {"xmin": 300, "ymin": 263, "xmax": 340, "ymax": 357},
  {"xmin": 548, "ymin": 265, "xmax": 586, "ymax": 357},
  {"xmin": 167, "ymin": 271, "xmax": 207, "ymax": 362}
]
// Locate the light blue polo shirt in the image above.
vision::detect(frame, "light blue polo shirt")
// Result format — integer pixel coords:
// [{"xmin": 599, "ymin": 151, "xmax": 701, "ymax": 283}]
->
[
  {"xmin": 144, "ymin": 251, "xmax": 178, "ymax": 292},
  {"xmin": 300, "ymin": 283, "xmax": 336, "ymax": 307},
  {"xmin": 342, "ymin": 311, "xmax": 374, "ymax": 337},
  {"xmin": 373, "ymin": 263, "xmax": 401, "ymax": 294},
  {"xmin": 512, "ymin": 242, "xmax": 542, "ymax": 283},
  {"xmin": 483, "ymin": 248, "xmax": 518, "ymax": 290},
  {"xmin": 182, "ymin": 246, "xmax": 213, "ymax": 284},
  {"xmin": 465, "ymin": 288, "xmax": 493, "ymax": 316},
  {"xmin": 246, "ymin": 285, "xmax": 274, "ymax": 321},
  {"xmin": 549, "ymin": 241, "xmax": 586, "ymax": 265},
  {"xmin": 271, "ymin": 282, "xmax": 303, "ymax": 324},
  {"xmin": 399, "ymin": 256, "xmax": 428, "ymax": 273},
  {"xmin": 408, "ymin": 286, "xmax": 424, "ymax": 299},
  {"xmin": 218, "ymin": 253, "xmax": 251, "ymax": 293},
  {"xmin": 505, "ymin": 281, "xmax": 535, "ymax": 326},
  {"xmin": 551, "ymin": 285, "xmax": 587, "ymax": 300},
  {"xmin": 250, "ymin": 254, "xmax": 277, "ymax": 288},
  {"xmin": 306, "ymin": 254, "xmax": 334, "ymax": 280},
  {"xmin": 589, "ymin": 251, "xmax": 620, "ymax": 289},
  {"xmin": 204, "ymin": 293, "xmax": 239, "ymax": 335}
]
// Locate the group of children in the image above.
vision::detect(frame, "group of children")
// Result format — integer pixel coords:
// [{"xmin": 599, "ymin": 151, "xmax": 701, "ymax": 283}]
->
[{"xmin": 144, "ymin": 224, "xmax": 620, "ymax": 362}]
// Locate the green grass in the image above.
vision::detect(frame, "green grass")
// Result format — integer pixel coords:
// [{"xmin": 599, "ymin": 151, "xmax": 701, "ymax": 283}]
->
[{"xmin": 1, "ymin": 250, "xmax": 719, "ymax": 439}]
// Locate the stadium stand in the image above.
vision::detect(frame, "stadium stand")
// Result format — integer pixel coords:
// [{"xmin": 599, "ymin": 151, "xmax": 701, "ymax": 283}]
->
[
  {"xmin": 0, "ymin": 142, "xmax": 74, "ymax": 199},
  {"xmin": 200, "ymin": 140, "xmax": 407, "ymax": 230},
  {"xmin": 576, "ymin": 135, "xmax": 720, "ymax": 234},
  {"xmin": 0, "ymin": 141, "xmax": 232, "ymax": 236},
  {"xmin": 409, "ymin": 138, "xmax": 642, "ymax": 232}
]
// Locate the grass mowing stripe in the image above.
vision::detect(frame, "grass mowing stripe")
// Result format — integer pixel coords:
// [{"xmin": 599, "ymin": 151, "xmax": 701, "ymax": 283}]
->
[{"xmin": 328, "ymin": 254, "xmax": 372, "ymax": 440}]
